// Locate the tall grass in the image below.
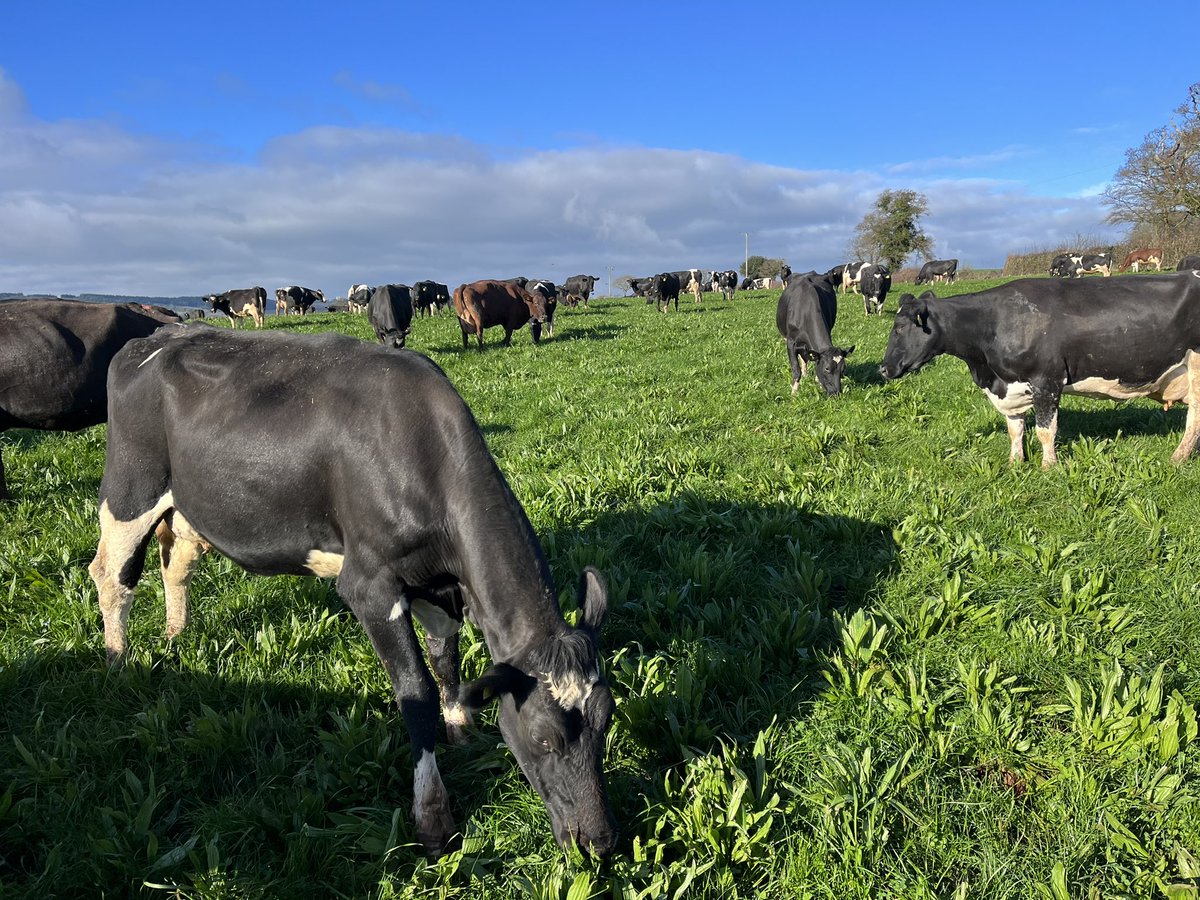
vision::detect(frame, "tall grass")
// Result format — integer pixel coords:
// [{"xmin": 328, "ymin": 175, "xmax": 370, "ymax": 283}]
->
[{"xmin": 1, "ymin": 281, "xmax": 1198, "ymax": 898}]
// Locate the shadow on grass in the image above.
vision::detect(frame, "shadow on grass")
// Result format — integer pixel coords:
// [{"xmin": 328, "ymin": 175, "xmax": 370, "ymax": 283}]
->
[{"xmin": 545, "ymin": 324, "xmax": 628, "ymax": 344}]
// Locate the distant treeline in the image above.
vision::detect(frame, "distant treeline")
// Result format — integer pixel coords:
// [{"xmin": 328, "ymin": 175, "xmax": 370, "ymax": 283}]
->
[{"xmin": 0, "ymin": 291, "xmax": 207, "ymax": 307}]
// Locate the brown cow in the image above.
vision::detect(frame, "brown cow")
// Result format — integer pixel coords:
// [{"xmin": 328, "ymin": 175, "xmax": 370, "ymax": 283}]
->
[
  {"xmin": 453, "ymin": 280, "xmax": 548, "ymax": 350},
  {"xmin": 1119, "ymin": 248, "xmax": 1163, "ymax": 272}
]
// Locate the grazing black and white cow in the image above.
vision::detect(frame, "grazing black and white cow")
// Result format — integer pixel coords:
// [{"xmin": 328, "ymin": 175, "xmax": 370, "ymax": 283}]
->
[
  {"xmin": 714, "ymin": 270, "xmax": 738, "ymax": 301},
  {"xmin": 348, "ymin": 284, "xmax": 372, "ymax": 313},
  {"xmin": 879, "ymin": 273, "xmax": 1200, "ymax": 466},
  {"xmin": 738, "ymin": 277, "xmax": 754, "ymax": 291},
  {"xmin": 0, "ymin": 299, "xmax": 180, "ymax": 501},
  {"xmin": 859, "ymin": 264, "xmax": 892, "ymax": 316},
  {"xmin": 274, "ymin": 285, "xmax": 323, "ymax": 316},
  {"xmin": 915, "ymin": 259, "xmax": 958, "ymax": 285},
  {"xmin": 412, "ymin": 281, "xmax": 451, "ymax": 316},
  {"xmin": 88, "ymin": 327, "xmax": 618, "ymax": 856},
  {"xmin": 833, "ymin": 262, "xmax": 869, "ymax": 294},
  {"xmin": 453, "ymin": 280, "xmax": 548, "ymax": 349},
  {"xmin": 628, "ymin": 277, "xmax": 655, "ymax": 298},
  {"xmin": 1176, "ymin": 254, "xmax": 1200, "ymax": 271},
  {"xmin": 561, "ymin": 275, "xmax": 599, "ymax": 309},
  {"xmin": 527, "ymin": 280, "xmax": 559, "ymax": 339},
  {"xmin": 1050, "ymin": 252, "xmax": 1112, "ymax": 278},
  {"xmin": 1120, "ymin": 248, "xmax": 1163, "ymax": 272},
  {"xmin": 650, "ymin": 272, "xmax": 682, "ymax": 313},
  {"xmin": 205, "ymin": 287, "xmax": 266, "ymax": 328},
  {"xmin": 368, "ymin": 284, "xmax": 414, "ymax": 349},
  {"xmin": 775, "ymin": 272, "xmax": 854, "ymax": 395}
]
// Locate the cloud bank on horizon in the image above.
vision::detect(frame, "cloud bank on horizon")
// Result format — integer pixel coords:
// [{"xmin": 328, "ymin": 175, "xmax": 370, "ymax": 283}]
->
[{"xmin": 0, "ymin": 63, "xmax": 1132, "ymax": 299}]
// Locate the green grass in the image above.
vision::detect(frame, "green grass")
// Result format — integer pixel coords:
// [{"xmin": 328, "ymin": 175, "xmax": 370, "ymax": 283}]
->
[{"xmin": 2, "ymin": 280, "xmax": 1199, "ymax": 898}]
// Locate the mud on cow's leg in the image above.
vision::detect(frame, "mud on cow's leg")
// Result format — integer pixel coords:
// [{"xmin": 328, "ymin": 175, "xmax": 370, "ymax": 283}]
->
[
  {"xmin": 425, "ymin": 632, "xmax": 471, "ymax": 744},
  {"xmin": 1032, "ymin": 392, "xmax": 1061, "ymax": 468}
]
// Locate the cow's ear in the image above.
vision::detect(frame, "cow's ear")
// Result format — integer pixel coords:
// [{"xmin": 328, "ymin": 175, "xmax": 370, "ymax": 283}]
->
[
  {"xmin": 844, "ymin": 345, "xmax": 855, "ymax": 357},
  {"xmin": 459, "ymin": 663, "xmax": 533, "ymax": 711},
  {"xmin": 577, "ymin": 566, "xmax": 609, "ymax": 632},
  {"xmin": 916, "ymin": 309, "xmax": 930, "ymax": 330}
]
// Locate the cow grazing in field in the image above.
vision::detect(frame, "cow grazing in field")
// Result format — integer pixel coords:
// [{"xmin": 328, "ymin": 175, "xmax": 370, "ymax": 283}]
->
[
  {"xmin": 413, "ymin": 281, "xmax": 451, "ymax": 317},
  {"xmin": 837, "ymin": 262, "xmax": 870, "ymax": 294},
  {"xmin": 859, "ymin": 264, "xmax": 892, "ymax": 316},
  {"xmin": 0, "ymin": 299, "xmax": 180, "ymax": 500},
  {"xmin": 368, "ymin": 284, "xmax": 414, "ymax": 349},
  {"xmin": 453, "ymin": 280, "xmax": 547, "ymax": 349},
  {"xmin": 87, "ymin": 327, "xmax": 618, "ymax": 856},
  {"xmin": 878, "ymin": 273, "xmax": 1200, "ymax": 466},
  {"xmin": 628, "ymin": 277, "xmax": 655, "ymax": 298},
  {"xmin": 714, "ymin": 270, "xmax": 738, "ymax": 301},
  {"xmin": 274, "ymin": 285, "xmax": 323, "ymax": 316},
  {"xmin": 776, "ymin": 272, "xmax": 854, "ymax": 395},
  {"xmin": 205, "ymin": 288, "xmax": 266, "ymax": 328},
  {"xmin": 685, "ymin": 269, "xmax": 704, "ymax": 304},
  {"xmin": 527, "ymin": 280, "xmax": 559, "ymax": 339},
  {"xmin": 348, "ymin": 284, "xmax": 372, "ymax": 313},
  {"xmin": 1120, "ymin": 248, "xmax": 1163, "ymax": 272},
  {"xmin": 1177, "ymin": 254, "xmax": 1200, "ymax": 271},
  {"xmin": 738, "ymin": 277, "xmax": 754, "ymax": 291},
  {"xmin": 915, "ymin": 259, "xmax": 958, "ymax": 285},
  {"xmin": 650, "ymin": 272, "xmax": 682, "ymax": 313},
  {"xmin": 1050, "ymin": 252, "xmax": 1112, "ymax": 278},
  {"xmin": 561, "ymin": 275, "xmax": 599, "ymax": 309}
]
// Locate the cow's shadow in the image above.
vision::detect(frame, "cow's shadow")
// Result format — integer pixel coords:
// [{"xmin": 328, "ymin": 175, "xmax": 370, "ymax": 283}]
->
[
  {"xmin": 845, "ymin": 360, "xmax": 887, "ymax": 387},
  {"xmin": 971, "ymin": 399, "xmax": 1187, "ymax": 445},
  {"xmin": 544, "ymin": 324, "xmax": 628, "ymax": 344}
]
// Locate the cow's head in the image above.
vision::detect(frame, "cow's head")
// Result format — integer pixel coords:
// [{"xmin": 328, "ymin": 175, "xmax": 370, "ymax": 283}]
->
[
  {"xmin": 458, "ymin": 568, "xmax": 616, "ymax": 856},
  {"xmin": 385, "ymin": 328, "xmax": 410, "ymax": 349},
  {"xmin": 813, "ymin": 345, "xmax": 855, "ymax": 395},
  {"xmin": 880, "ymin": 294, "xmax": 941, "ymax": 380},
  {"xmin": 520, "ymin": 287, "xmax": 548, "ymax": 324},
  {"xmin": 203, "ymin": 294, "xmax": 225, "ymax": 312}
]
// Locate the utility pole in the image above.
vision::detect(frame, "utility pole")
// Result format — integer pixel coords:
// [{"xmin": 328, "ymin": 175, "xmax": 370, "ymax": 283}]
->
[{"xmin": 607, "ymin": 265, "xmax": 613, "ymax": 299}]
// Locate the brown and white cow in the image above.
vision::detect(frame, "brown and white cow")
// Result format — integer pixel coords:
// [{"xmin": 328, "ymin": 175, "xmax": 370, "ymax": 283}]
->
[
  {"xmin": 1119, "ymin": 248, "xmax": 1163, "ymax": 272},
  {"xmin": 453, "ymin": 280, "xmax": 548, "ymax": 349}
]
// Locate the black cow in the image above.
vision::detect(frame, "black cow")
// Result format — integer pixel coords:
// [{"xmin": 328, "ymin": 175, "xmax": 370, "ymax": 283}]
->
[
  {"xmin": 527, "ymin": 280, "xmax": 559, "ymax": 339},
  {"xmin": 274, "ymin": 285, "xmax": 323, "ymax": 316},
  {"xmin": 453, "ymin": 280, "xmax": 548, "ymax": 349},
  {"xmin": 779, "ymin": 264, "xmax": 792, "ymax": 284},
  {"xmin": 738, "ymin": 277, "xmax": 754, "ymax": 291},
  {"xmin": 879, "ymin": 273, "xmax": 1200, "ymax": 466},
  {"xmin": 413, "ymin": 281, "xmax": 451, "ymax": 316},
  {"xmin": 859, "ymin": 264, "xmax": 892, "ymax": 316},
  {"xmin": 775, "ymin": 272, "xmax": 854, "ymax": 395},
  {"xmin": 368, "ymin": 284, "xmax": 414, "ymax": 349},
  {"xmin": 561, "ymin": 274, "xmax": 599, "ymax": 308},
  {"xmin": 649, "ymin": 272, "xmax": 681, "ymax": 313},
  {"xmin": 1177, "ymin": 254, "xmax": 1200, "ymax": 271},
  {"xmin": 714, "ymin": 270, "xmax": 738, "ymax": 301},
  {"xmin": 87, "ymin": 327, "xmax": 617, "ymax": 856},
  {"xmin": 205, "ymin": 287, "xmax": 266, "ymax": 328},
  {"xmin": 0, "ymin": 299, "xmax": 180, "ymax": 500},
  {"xmin": 915, "ymin": 259, "xmax": 958, "ymax": 285},
  {"xmin": 629, "ymin": 277, "xmax": 655, "ymax": 298}
]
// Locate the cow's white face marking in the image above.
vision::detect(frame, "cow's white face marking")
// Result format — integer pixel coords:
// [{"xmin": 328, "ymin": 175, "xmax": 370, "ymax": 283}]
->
[
  {"xmin": 542, "ymin": 667, "xmax": 601, "ymax": 711},
  {"xmin": 984, "ymin": 381, "xmax": 1034, "ymax": 417},
  {"xmin": 305, "ymin": 550, "xmax": 344, "ymax": 578},
  {"xmin": 388, "ymin": 599, "xmax": 409, "ymax": 621}
]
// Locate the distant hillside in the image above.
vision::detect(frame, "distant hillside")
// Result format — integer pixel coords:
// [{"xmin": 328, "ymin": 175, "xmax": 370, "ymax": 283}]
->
[{"xmin": 0, "ymin": 291, "xmax": 207, "ymax": 308}]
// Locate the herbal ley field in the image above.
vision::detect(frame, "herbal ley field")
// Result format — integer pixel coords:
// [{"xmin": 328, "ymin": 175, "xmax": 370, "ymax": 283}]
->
[{"xmin": 2, "ymin": 281, "xmax": 1200, "ymax": 898}]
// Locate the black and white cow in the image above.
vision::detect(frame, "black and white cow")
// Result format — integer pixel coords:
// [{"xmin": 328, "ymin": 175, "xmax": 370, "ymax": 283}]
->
[
  {"xmin": 1177, "ymin": 254, "xmax": 1200, "ymax": 271},
  {"xmin": 738, "ymin": 277, "xmax": 755, "ymax": 291},
  {"xmin": 368, "ymin": 284, "xmax": 414, "ymax": 349},
  {"xmin": 1050, "ymin": 252, "xmax": 1112, "ymax": 278},
  {"xmin": 684, "ymin": 269, "xmax": 704, "ymax": 304},
  {"xmin": 859, "ymin": 264, "xmax": 892, "ymax": 316},
  {"xmin": 88, "ymin": 327, "xmax": 618, "ymax": 856},
  {"xmin": 348, "ymin": 284, "xmax": 372, "ymax": 313},
  {"xmin": 650, "ymin": 272, "xmax": 682, "ymax": 313},
  {"xmin": 779, "ymin": 264, "xmax": 792, "ymax": 285},
  {"xmin": 628, "ymin": 277, "xmax": 655, "ymax": 298},
  {"xmin": 714, "ymin": 270, "xmax": 738, "ymax": 301},
  {"xmin": 561, "ymin": 275, "xmax": 599, "ymax": 309},
  {"xmin": 274, "ymin": 285, "xmax": 324, "ymax": 316},
  {"xmin": 0, "ymin": 299, "xmax": 180, "ymax": 501},
  {"xmin": 412, "ymin": 281, "xmax": 451, "ymax": 316},
  {"xmin": 205, "ymin": 287, "xmax": 266, "ymax": 328},
  {"xmin": 775, "ymin": 272, "xmax": 854, "ymax": 395},
  {"xmin": 527, "ymin": 280, "xmax": 559, "ymax": 339},
  {"xmin": 879, "ymin": 273, "xmax": 1200, "ymax": 465},
  {"xmin": 915, "ymin": 259, "xmax": 958, "ymax": 285}
]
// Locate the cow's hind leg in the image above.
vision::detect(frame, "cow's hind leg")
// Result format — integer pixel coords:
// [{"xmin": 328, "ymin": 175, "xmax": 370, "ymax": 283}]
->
[
  {"xmin": 1171, "ymin": 351, "xmax": 1200, "ymax": 463},
  {"xmin": 89, "ymin": 493, "xmax": 175, "ymax": 660},
  {"xmin": 155, "ymin": 512, "xmax": 209, "ymax": 641},
  {"xmin": 1033, "ymin": 393, "xmax": 1061, "ymax": 468},
  {"xmin": 1005, "ymin": 415, "xmax": 1026, "ymax": 463}
]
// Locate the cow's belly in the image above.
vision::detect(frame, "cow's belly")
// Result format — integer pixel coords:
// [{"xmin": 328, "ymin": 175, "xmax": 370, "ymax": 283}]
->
[
  {"xmin": 984, "ymin": 380, "xmax": 1034, "ymax": 416},
  {"xmin": 1065, "ymin": 359, "xmax": 1189, "ymax": 403}
]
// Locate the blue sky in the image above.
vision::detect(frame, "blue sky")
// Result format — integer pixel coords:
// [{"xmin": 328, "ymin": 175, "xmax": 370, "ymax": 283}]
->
[{"xmin": 1, "ymin": 1, "xmax": 1195, "ymax": 297}]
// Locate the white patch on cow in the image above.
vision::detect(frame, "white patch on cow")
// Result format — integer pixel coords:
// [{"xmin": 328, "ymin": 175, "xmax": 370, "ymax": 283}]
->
[
  {"xmin": 410, "ymin": 597, "xmax": 461, "ymax": 639},
  {"xmin": 137, "ymin": 347, "xmax": 164, "ymax": 368},
  {"xmin": 542, "ymin": 668, "xmax": 600, "ymax": 711},
  {"xmin": 983, "ymin": 381, "xmax": 1034, "ymax": 417},
  {"xmin": 387, "ymin": 598, "xmax": 410, "ymax": 621},
  {"xmin": 444, "ymin": 703, "xmax": 472, "ymax": 727},
  {"xmin": 411, "ymin": 749, "xmax": 454, "ymax": 847},
  {"xmin": 1066, "ymin": 358, "xmax": 1189, "ymax": 403},
  {"xmin": 304, "ymin": 550, "xmax": 344, "ymax": 578}
]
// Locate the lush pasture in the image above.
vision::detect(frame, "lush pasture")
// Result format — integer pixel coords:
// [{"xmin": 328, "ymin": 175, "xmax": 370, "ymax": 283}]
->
[{"xmin": 2, "ymin": 280, "xmax": 1199, "ymax": 898}]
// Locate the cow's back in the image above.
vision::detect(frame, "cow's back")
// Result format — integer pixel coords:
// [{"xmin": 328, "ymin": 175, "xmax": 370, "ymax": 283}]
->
[{"xmin": 776, "ymin": 276, "xmax": 836, "ymax": 347}]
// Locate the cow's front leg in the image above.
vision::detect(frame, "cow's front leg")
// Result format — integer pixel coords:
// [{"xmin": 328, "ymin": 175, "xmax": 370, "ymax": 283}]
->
[
  {"xmin": 1005, "ymin": 415, "xmax": 1026, "ymax": 463},
  {"xmin": 425, "ymin": 632, "xmax": 471, "ymax": 744},
  {"xmin": 786, "ymin": 340, "xmax": 803, "ymax": 393},
  {"xmin": 1171, "ymin": 350, "xmax": 1200, "ymax": 463},
  {"xmin": 1032, "ymin": 391, "xmax": 1061, "ymax": 468}
]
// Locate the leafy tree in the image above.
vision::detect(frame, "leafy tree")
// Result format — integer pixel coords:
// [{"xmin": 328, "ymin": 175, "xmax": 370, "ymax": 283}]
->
[
  {"xmin": 739, "ymin": 255, "xmax": 786, "ymax": 278},
  {"xmin": 850, "ymin": 190, "xmax": 934, "ymax": 271},
  {"xmin": 614, "ymin": 275, "xmax": 636, "ymax": 294},
  {"xmin": 1104, "ymin": 82, "xmax": 1200, "ymax": 238}
]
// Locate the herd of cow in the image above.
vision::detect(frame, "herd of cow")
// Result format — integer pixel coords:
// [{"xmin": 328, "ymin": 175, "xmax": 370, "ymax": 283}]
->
[{"xmin": 4, "ymin": 246, "xmax": 1200, "ymax": 859}]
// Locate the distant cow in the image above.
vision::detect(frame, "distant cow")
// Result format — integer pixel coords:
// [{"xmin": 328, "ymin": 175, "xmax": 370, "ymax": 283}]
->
[
  {"xmin": 527, "ymin": 280, "xmax": 559, "ymax": 339},
  {"xmin": 88, "ymin": 326, "xmax": 617, "ymax": 856},
  {"xmin": 0, "ymin": 299, "xmax": 179, "ymax": 500},
  {"xmin": 453, "ymin": 280, "xmax": 548, "ymax": 349},
  {"xmin": 1050, "ymin": 252, "xmax": 1112, "ymax": 278},
  {"xmin": 629, "ymin": 277, "xmax": 655, "ymax": 298},
  {"xmin": 275, "ymin": 285, "xmax": 323, "ymax": 316},
  {"xmin": 1120, "ymin": 248, "xmax": 1163, "ymax": 272},
  {"xmin": 915, "ymin": 259, "xmax": 958, "ymax": 285},
  {"xmin": 368, "ymin": 284, "xmax": 414, "ymax": 349},
  {"xmin": 839, "ymin": 262, "xmax": 870, "ymax": 294},
  {"xmin": 751, "ymin": 277, "xmax": 775, "ymax": 290},
  {"xmin": 879, "ymin": 273, "xmax": 1200, "ymax": 466},
  {"xmin": 779, "ymin": 264, "xmax": 792, "ymax": 285},
  {"xmin": 205, "ymin": 287, "xmax": 266, "ymax": 328},
  {"xmin": 738, "ymin": 277, "xmax": 755, "ymax": 291},
  {"xmin": 685, "ymin": 269, "xmax": 704, "ymax": 304},
  {"xmin": 1178, "ymin": 254, "xmax": 1200, "ymax": 271},
  {"xmin": 561, "ymin": 274, "xmax": 599, "ymax": 308},
  {"xmin": 348, "ymin": 284, "xmax": 372, "ymax": 313},
  {"xmin": 412, "ymin": 281, "xmax": 451, "ymax": 316},
  {"xmin": 776, "ymin": 272, "xmax": 854, "ymax": 395},
  {"xmin": 650, "ymin": 272, "xmax": 682, "ymax": 313},
  {"xmin": 714, "ymin": 270, "xmax": 738, "ymax": 301},
  {"xmin": 859, "ymin": 264, "xmax": 892, "ymax": 316}
]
